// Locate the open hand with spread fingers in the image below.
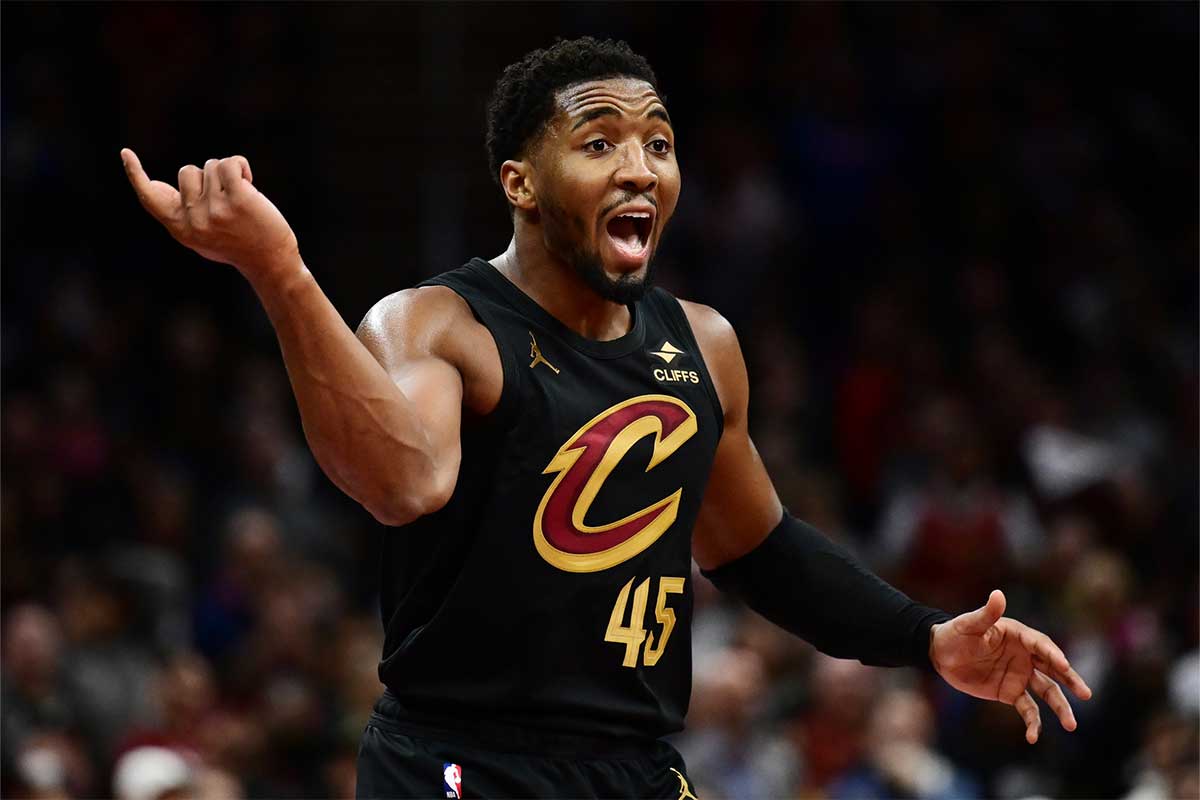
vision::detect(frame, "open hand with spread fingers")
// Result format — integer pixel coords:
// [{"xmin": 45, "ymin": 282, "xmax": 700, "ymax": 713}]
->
[
  {"xmin": 120, "ymin": 149, "xmax": 300, "ymax": 285},
  {"xmin": 929, "ymin": 589, "xmax": 1093, "ymax": 744}
]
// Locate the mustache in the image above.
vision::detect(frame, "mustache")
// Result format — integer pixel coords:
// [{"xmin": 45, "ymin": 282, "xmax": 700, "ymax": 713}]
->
[{"xmin": 598, "ymin": 193, "xmax": 657, "ymax": 222}]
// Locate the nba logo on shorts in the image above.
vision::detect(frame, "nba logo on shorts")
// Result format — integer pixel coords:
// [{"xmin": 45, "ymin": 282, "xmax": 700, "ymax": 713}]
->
[{"xmin": 442, "ymin": 763, "xmax": 462, "ymax": 799}]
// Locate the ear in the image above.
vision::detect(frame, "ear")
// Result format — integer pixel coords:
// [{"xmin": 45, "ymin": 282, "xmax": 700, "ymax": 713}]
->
[{"xmin": 500, "ymin": 159, "xmax": 538, "ymax": 212}]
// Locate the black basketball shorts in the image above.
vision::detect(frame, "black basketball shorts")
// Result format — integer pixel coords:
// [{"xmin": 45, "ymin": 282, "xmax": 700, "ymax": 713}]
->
[{"xmin": 355, "ymin": 695, "xmax": 699, "ymax": 799}]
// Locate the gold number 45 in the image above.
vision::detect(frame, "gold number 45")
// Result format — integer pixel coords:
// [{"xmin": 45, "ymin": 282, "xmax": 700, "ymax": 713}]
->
[{"xmin": 605, "ymin": 576, "xmax": 686, "ymax": 668}]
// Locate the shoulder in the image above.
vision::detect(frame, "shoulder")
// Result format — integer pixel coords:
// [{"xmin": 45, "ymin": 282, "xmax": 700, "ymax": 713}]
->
[
  {"xmin": 676, "ymin": 299, "xmax": 739, "ymax": 358},
  {"xmin": 357, "ymin": 285, "xmax": 502, "ymax": 415},
  {"xmin": 675, "ymin": 298, "xmax": 747, "ymax": 421},
  {"xmin": 357, "ymin": 285, "xmax": 475, "ymax": 347}
]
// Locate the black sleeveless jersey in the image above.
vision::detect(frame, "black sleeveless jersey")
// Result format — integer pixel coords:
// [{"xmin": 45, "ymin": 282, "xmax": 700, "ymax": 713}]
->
[{"xmin": 375, "ymin": 258, "xmax": 723, "ymax": 744}]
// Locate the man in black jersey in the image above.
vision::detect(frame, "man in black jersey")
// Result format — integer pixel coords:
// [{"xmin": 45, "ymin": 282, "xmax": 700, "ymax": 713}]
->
[{"xmin": 122, "ymin": 37, "xmax": 1092, "ymax": 800}]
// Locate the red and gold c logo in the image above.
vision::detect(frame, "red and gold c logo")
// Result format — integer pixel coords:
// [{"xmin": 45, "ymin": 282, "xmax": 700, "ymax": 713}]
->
[{"xmin": 533, "ymin": 394, "xmax": 698, "ymax": 573}]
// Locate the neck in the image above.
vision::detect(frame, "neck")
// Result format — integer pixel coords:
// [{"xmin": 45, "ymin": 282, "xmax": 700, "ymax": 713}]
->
[{"xmin": 490, "ymin": 228, "xmax": 633, "ymax": 342}]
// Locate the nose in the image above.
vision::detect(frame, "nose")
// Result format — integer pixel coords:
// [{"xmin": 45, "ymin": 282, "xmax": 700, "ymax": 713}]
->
[{"xmin": 613, "ymin": 143, "xmax": 657, "ymax": 194}]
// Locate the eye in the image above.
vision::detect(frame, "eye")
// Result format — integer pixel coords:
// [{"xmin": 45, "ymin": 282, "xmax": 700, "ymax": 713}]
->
[
  {"xmin": 585, "ymin": 139, "xmax": 612, "ymax": 154},
  {"xmin": 647, "ymin": 138, "xmax": 672, "ymax": 154}
]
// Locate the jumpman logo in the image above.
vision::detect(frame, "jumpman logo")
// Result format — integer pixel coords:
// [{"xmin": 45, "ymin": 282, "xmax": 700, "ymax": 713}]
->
[
  {"xmin": 670, "ymin": 768, "xmax": 698, "ymax": 800},
  {"xmin": 528, "ymin": 331, "xmax": 560, "ymax": 374}
]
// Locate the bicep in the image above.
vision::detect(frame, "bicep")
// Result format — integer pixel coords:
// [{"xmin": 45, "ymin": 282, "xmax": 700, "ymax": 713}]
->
[
  {"xmin": 355, "ymin": 288, "xmax": 469, "ymax": 468},
  {"xmin": 693, "ymin": 415, "xmax": 782, "ymax": 570},
  {"xmin": 383, "ymin": 356, "xmax": 464, "ymax": 464},
  {"xmin": 681, "ymin": 301, "xmax": 782, "ymax": 569}
]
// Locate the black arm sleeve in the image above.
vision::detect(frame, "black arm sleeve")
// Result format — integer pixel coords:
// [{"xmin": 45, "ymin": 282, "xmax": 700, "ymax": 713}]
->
[{"xmin": 700, "ymin": 511, "xmax": 953, "ymax": 669}]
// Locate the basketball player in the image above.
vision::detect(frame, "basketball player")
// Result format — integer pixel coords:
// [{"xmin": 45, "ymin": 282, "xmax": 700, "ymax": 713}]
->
[{"xmin": 122, "ymin": 37, "xmax": 1091, "ymax": 799}]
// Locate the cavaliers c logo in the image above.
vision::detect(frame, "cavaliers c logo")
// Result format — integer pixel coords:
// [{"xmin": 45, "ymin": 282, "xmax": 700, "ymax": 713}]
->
[{"xmin": 533, "ymin": 394, "xmax": 698, "ymax": 573}]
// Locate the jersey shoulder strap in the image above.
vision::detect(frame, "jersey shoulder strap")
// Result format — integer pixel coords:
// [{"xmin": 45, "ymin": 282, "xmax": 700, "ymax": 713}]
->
[{"xmin": 640, "ymin": 287, "xmax": 726, "ymax": 438}]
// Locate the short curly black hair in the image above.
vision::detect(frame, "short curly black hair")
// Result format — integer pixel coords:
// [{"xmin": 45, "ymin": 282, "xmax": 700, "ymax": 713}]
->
[{"xmin": 485, "ymin": 37, "xmax": 658, "ymax": 188}]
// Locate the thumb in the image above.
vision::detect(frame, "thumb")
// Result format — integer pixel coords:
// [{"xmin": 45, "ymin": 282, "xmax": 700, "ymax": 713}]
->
[
  {"xmin": 954, "ymin": 589, "xmax": 1006, "ymax": 636},
  {"xmin": 120, "ymin": 147, "xmax": 148, "ymax": 189},
  {"xmin": 120, "ymin": 147, "xmax": 179, "ymax": 224}
]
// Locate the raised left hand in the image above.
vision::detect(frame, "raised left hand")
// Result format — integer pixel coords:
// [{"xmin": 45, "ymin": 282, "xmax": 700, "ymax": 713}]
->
[{"xmin": 929, "ymin": 589, "xmax": 1093, "ymax": 744}]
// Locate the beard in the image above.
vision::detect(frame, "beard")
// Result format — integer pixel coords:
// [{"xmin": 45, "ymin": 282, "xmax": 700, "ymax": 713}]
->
[
  {"xmin": 567, "ymin": 246, "xmax": 656, "ymax": 305},
  {"xmin": 540, "ymin": 194, "xmax": 657, "ymax": 305}
]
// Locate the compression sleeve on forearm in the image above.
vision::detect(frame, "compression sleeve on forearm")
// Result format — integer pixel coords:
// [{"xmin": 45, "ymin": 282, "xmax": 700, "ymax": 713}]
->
[{"xmin": 700, "ymin": 511, "xmax": 953, "ymax": 669}]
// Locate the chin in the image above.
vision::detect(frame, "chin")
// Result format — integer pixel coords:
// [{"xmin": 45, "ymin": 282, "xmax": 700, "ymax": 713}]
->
[
  {"xmin": 596, "ymin": 261, "xmax": 656, "ymax": 304},
  {"xmin": 568, "ymin": 243, "xmax": 658, "ymax": 305}
]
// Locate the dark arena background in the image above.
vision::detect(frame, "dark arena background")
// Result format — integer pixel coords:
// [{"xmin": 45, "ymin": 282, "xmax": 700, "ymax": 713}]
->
[{"xmin": 2, "ymin": 3, "xmax": 1197, "ymax": 798}]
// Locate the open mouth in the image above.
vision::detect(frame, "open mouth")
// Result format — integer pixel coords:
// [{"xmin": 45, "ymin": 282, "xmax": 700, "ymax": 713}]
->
[{"xmin": 604, "ymin": 211, "xmax": 653, "ymax": 260}]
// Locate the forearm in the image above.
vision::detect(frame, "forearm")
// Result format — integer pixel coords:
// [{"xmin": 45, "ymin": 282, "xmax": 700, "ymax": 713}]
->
[
  {"xmin": 248, "ymin": 259, "xmax": 450, "ymax": 523},
  {"xmin": 701, "ymin": 511, "xmax": 951, "ymax": 668}
]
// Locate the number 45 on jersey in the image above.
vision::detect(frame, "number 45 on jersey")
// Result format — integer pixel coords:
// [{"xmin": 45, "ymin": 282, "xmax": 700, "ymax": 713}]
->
[{"xmin": 605, "ymin": 576, "xmax": 685, "ymax": 668}]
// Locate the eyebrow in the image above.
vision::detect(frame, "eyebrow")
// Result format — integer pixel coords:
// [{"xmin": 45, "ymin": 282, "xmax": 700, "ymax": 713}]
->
[
  {"xmin": 647, "ymin": 108, "xmax": 672, "ymax": 125},
  {"xmin": 570, "ymin": 106, "xmax": 673, "ymax": 131}
]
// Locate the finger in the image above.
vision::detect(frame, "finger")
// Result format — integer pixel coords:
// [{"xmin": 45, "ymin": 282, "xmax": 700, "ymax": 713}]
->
[
  {"xmin": 1019, "ymin": 626, "xmax": 1094, "ymax": 701},
  {"xmin": 954, "ymin": 589, "xmax": 1007, "ymax": 636},
  {"xmin": 178, "ymin": 165, "xmax": 203, "ymax": 209},
  {"xmin": 121, "ymin": 148, "xmax": 179, "ymax": 222},
  {"xmin": 1017, "ymin": 624, "xmax": 1069, "ymax": 673},
  {"xmin": 1013, "ymin": 689, "xmax": 1041, "ymax": 744},
  {"xmin": 1032, "ymin": 652, "xmax": 1093, "ymax": 701},
  {"xmin": 217, "ymin": 156, "xmax": 253, "ymax": 196},
  {"xmin": 202, "ymin": 158, "xmax": 222, "ymax": 196},
  {"xmin": 1031, "ymin": 669, "xmax": 1076, "ymax": 732}
]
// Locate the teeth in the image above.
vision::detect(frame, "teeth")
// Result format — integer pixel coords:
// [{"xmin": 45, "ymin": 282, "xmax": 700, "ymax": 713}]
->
[{"xmin": 618, "ymin": 212, "xmax": 651, "ymax": 219}]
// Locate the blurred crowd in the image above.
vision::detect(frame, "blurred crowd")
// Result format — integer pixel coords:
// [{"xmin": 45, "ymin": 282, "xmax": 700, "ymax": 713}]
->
[{"xmin": 3, "ymin": 3, "xmax": 1197, "ymax": 799}]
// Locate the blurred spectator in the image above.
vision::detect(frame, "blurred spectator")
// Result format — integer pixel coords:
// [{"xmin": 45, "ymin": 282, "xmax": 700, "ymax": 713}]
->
[
  {"xmin": 2, "ymin": 605, "xmax": 93, "ymax": 795},
  {"xmin": 116, "ymin": 652, "xmax": 217, "ymax": 758},
  {"xmin": 874, "ymin": 395, "xmax": 1044, "ymax": 613},
  {"xmin": 829, "ymin": 687, "xmax": 980, "ymax": 800},
  {"xmin": 792, "ymin": 655, "xmax": 881, "ymax": 793},
  {"xmin": 677, "ymin": 645, "xmax": 798, "ymax": 798},
  {"xmin": 192, "ymin": 507, "xmax": 284, "ymax": 666},
  {"xmin": 1123, "ymin": 712, "xmax": 1200, "ymax": 800},
  {"xmin": 54, "ymin": 560, "xmax": 158, "ymax": 763}
]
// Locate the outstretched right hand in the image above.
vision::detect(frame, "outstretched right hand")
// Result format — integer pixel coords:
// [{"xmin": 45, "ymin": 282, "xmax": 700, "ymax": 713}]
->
[{"xmin": 121, "ymin": 149, "xmax": 300, "ymax": 284}]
